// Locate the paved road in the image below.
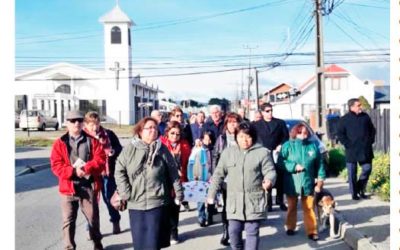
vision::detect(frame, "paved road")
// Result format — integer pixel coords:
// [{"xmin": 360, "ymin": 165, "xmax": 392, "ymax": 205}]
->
[{"xmin": 16, "ymin": 168, "xmax": 350, "ymax": 250}]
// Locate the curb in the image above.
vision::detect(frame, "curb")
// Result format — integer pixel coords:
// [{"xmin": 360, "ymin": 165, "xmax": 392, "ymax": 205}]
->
[
  {"xmin": 16, "ymin": 163, "xmax": 50, "ymax": 177},
  {"xmin": 335, "ymin": 211, "xmax": 377, "ymax": 250}
]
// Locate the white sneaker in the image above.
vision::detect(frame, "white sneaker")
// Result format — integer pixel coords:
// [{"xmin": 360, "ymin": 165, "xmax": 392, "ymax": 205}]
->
[{"xmin": 170, "ymin": 239, "xmax": 179, "ymax": 245}]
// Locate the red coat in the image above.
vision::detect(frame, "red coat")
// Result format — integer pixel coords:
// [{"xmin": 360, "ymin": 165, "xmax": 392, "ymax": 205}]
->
[
  {"xmin": 50, "ymin": 132, "xmax": 106, "ymax": 196},
  {"xmin": 160, "ymin": 136, "xmax": 191, "ymax": 183}
]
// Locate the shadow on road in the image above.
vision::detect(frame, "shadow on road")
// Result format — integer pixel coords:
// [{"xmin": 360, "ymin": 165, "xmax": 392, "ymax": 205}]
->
[
  {"xmin": 15, "ymin": 157, "xmax": 50, "ymax": 167},
  {"xmin": 15, "ymin": 147, "xmax": 46, "ymax": 153},
  {"xmin": 15, "ymin": 169, "xmax": 58, "ymax": 193}
]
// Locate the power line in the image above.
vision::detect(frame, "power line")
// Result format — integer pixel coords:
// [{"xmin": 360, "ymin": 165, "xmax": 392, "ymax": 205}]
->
[{"xmin": 15, "ymin": 57, "xmax": 389, "ymax": 80}]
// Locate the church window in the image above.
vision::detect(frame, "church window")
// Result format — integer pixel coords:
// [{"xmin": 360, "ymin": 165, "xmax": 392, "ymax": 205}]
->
[{"xmin": 111, "ymin": 26, "xmax": 121, "ymax": 44}]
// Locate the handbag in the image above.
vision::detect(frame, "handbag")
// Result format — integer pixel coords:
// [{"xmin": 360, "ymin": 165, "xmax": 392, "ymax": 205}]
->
[{"xmin": 111, "ymin": 191, "xmax": 127, "ymax": 211}]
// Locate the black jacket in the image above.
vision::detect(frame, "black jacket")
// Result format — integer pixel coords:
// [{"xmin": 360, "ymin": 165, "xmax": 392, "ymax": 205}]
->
[
  {"xmin": 337, "ymin": 111, "xmax": 376, "ymax": 163},
  {"xmin": 253, "ymin": 118, "xmax": 289, "ymax": 151},
  {"xmin": 106, "ymin": 128, "xmax": 123, "ymax": 176},
  {"xmin": 201, "ymin": 118, "xmax": 224, "ymax": 147}
]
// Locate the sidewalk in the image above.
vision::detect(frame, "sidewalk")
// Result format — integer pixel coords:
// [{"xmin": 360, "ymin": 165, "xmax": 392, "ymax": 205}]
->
[{"xmin": 325, "ymin": 177, "xmax": 390, "ymax": 250}]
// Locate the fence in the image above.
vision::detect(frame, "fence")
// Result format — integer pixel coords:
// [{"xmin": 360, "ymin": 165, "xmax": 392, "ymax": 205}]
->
[{"xmin": 368, "ymin": 109, "xmax": 390, "ymax": 153}]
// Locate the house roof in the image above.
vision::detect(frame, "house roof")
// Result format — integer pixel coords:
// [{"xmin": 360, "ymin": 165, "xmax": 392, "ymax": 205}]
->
[
  {"xmin": 325, "ymin": 64, "xmax": 348, "ymax": 73},
  {"xmin": 264, "ymin": 82, "xmax": 293, "ymax": 95},
  {"xmin": 374, "ymin": 85, "xmax": 390, "ymax": 103},
  {"xmin": 15, "ymin": 62, "xmax": 102, "ymax": 80},
  {"xmin": 99, "ymin": 4, "xmax": 135, "ymax": 25},
  {"xmin": 298, "ymin": 64, "xmax": 349, "ymax": 92}
]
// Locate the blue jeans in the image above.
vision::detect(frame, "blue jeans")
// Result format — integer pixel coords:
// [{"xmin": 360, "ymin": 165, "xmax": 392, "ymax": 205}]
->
[
  {"xmin": 197, "ymin": 202, "xmax": 206, "ymax": 223},
  {"xmin": 101, "ymin": 176, "xmax": 121, "ymax": 223},
  {"xmin": 229, "ymin": 219, "xmax": 261, "ymax": 250},
  {"xmin": 346, "ymin": 162, "xmax": 372, "ymax": 196}
]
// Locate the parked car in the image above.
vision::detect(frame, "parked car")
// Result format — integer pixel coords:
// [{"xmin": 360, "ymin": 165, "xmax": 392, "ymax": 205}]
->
[
  {"xmin": 19, "ymin": 109, "xmax": 59, "ymax": 131},
  {"xmin": 284, "ymin": 119, "xmax": 328, "ymax": 162}
]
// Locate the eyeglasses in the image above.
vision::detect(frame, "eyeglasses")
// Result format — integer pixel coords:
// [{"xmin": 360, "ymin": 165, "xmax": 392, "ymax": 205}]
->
[
  {"xmin": 264, "ymin": 109, "xmax": 272, "ymax": 113},
  {"xmin": 68, "ymin": 118, "xmax": 83, "ymax": 123},
  {"xmin": 143, "ymin": 126, "xmax": 157, "ymax": 130},
  {"xmin": 169, "ymin": 132, "xmax": 181, "ymax": 136}
]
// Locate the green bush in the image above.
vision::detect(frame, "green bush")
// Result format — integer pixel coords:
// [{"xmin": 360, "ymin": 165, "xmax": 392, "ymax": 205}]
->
[
  {"xmin": 339, "ymin": 152, "xmax": 390, "ymax": 201},
  {"xmin": 326, "ymin": 146, "xmax": 346, "ymax": 177},
  {"xmin": 367, "ymin": 152, "xmax": 390, "ymax": 201}
]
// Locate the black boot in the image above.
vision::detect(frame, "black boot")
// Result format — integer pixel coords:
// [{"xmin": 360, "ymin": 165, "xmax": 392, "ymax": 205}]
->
[
  {"xmin": 357, "ymin": 180, "xmax": 368, "ymax": 199},
  {"xmin": 206, "ymin": 205, "xmax": 214, "ymax": 226},
  {"xmin": 220, "ymin": 222, "xmax": 230, "ymax": 246}
]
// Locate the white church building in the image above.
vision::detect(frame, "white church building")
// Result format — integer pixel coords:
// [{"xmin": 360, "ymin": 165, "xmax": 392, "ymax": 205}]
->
[{"xmin": 14, "ymin": 3, "xmax": 161, "ymax": 125}]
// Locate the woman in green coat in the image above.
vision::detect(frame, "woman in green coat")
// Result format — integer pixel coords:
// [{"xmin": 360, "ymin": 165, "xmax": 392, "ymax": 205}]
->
[
  {"xmin": 278, "ymin": 123, "xmax": 326, "ymax": 241},
  {"xmin": 207, "ymin": 122, "xmax": 276, "ymax": 250}
]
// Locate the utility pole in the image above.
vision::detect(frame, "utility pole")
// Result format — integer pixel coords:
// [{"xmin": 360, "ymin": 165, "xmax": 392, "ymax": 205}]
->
[
  {"xmin": 243, "ymin": 45, "xmax": 258, "ymax": 118},
  {"xmin": 254, "ymin": 68, "xmax": 260, "ymax": 111},
  {"xmin": 314, "ymin": 0, "xmax": 326, "ymax": 134},
  {"xmin": 109, "ymin": 61, "xmax": 125, "ymax": 91}
]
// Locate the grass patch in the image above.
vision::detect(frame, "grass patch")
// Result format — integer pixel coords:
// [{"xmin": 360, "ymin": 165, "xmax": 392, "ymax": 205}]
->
[
  {"xmin": 15, "ymin": 137, "xmax": 54, "ymax": 147},
  {"xmin": 101, "ymin": 123, "xmax": 133, "ymax": 137}
]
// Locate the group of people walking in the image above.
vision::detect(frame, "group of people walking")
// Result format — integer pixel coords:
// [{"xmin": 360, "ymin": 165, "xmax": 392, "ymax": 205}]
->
[{"xmin": 50, "ymin": 97, "xmax": 376, "ymax": 250}]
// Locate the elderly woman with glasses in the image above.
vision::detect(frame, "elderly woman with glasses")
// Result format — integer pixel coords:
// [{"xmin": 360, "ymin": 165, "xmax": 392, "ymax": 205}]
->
[
  {"xmin": 277, "ymin": 123, "xmax": 326, "ymax": 241},
  {"xmin": 114, "ymin": 117, "xmax": 183, "ymax": 250},
  {"xmin": 160, "ymin": 121, "xmax": 192, "ymax": 245},
  {"xmin": 207, "ymin": 122, "xmax": 276, "ymax": 250}
]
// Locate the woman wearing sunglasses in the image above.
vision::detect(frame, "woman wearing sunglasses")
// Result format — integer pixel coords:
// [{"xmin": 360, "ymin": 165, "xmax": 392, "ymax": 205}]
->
[
  {"xmin": 160, "ymin": 121, "xmax": 192, "ymax": 245},
  {"xmin": 277, "ymin": 123, "xmax": 326, "ymax": 241}
]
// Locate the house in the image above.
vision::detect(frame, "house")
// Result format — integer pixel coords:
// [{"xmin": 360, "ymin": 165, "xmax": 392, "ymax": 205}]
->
[
  {"xmin": 14, "ymin": 3, "xmax": 161, "ymax": 126},
  {"xmin": 263, "ymin": 64, "xmax": 375, "ymax": 129}
]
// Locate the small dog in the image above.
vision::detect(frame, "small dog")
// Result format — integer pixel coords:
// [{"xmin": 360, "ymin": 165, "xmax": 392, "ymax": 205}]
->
[{"xmin": 314, "ymin": 188, "xmax": 339, "ymax": 238}]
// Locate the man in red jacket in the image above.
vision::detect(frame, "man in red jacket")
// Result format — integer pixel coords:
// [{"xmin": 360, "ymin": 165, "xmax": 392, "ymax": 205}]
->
[{"xmin": 50, "ymin": 110, "xmax": 106, "ymax": 250}]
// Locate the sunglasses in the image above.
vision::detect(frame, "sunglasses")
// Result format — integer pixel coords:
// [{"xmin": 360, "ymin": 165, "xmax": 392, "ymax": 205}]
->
[
  {"xmin": 264, "ymin": 109, "xmax": 272, "ymax": 113},
  {"xmin": 68, "ymin": 118, "xmax": 83, "ymax": 123}
]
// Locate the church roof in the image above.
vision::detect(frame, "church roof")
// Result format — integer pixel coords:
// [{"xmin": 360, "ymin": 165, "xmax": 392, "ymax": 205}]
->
[{"xmin": 99, "ymin": 4, "xmax": 135, "ymax": 25}]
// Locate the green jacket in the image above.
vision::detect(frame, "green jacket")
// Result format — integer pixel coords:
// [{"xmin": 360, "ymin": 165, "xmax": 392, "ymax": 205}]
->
[
  {"xmin": 115, "ymin": 139, "xmax": 183, "ymax": 210},
  {"xmin": 278, "ymin": 139, "xmax": 326, "ymax": 196},
  {"xmin": 207, "ymin": 143, "xmax": 276, "ymax": 221}
]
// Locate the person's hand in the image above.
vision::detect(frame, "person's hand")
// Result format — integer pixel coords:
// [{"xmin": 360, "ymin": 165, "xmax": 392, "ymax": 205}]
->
[
  {"xmin": 315, "ymin": 180, "xmax": 324, "ymax": 193},
  {"xmin": 174, "ymin": 199, "xmax": 181, "ymax": 206},
  {"xmin": 275, "ymin": 145, "xmax": 282, "ymax": 152},
  {"xmin": 76, "ymin": 167, "xmax": 86, "ymax": 178},
  {"xmin": 206, "ymin": 198, "xmax": 215, "ymax": 205},
  {"xmin": 178, "ymin": 170, "xmax": 182, "ymax": 177},
  {"xmin": 195, "ymin": 139, "xmax": 202, "ymax": 147},
  {"xmin": 295, "ymin": 164, "xmax": 304, "ymax": 173},
  {"xmin": 262, "ymin": 180, "xmax": 272, "ymax": 191}
]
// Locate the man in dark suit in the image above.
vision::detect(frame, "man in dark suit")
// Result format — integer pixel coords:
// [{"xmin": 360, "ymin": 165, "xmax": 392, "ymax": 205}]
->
[
  {"xmin": 337, "ymin": 98, "xmax": 376, "ymax": 200},
  {"xmin": 253, "ymin": 103, "xmax": 289, "ymax": 211}
]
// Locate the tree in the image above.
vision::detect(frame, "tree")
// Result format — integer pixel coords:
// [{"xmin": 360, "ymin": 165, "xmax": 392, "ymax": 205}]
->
[
  {"xmin": 208, "ymin": 98, "xmax": 231, "ymax": 112},
  {"xmin": 358, "ymin": 95, "xmax": 371, "ymax": 111}
]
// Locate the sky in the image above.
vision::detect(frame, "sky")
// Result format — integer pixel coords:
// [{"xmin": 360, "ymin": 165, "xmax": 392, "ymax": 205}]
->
[{"xmin": 15, "ymin": 0, "xmax": 390, "ymax": 102}]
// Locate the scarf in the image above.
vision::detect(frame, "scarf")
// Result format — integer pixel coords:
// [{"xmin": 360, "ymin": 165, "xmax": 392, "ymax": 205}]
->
[
  {"xmin": 131, "ymin": 136, "xmax": 162, "ymax": 168},
  {"xmin": 83, "ymin": 126, "xmax": 112, "ymax": 176}
]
